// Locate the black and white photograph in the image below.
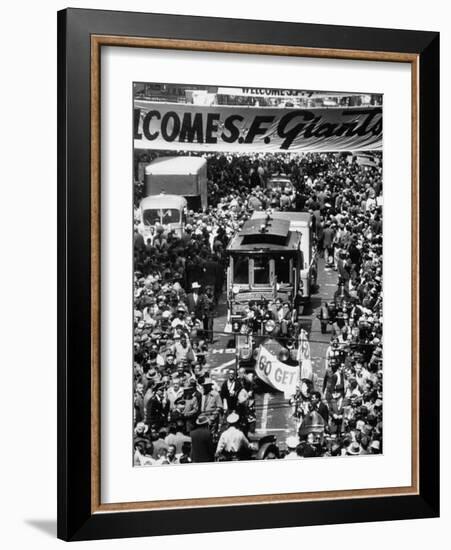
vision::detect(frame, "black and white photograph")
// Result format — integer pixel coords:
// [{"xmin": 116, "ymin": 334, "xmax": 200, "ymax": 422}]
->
[{"xmin": 132, "ymin": 82, "xmax": 383, "ymax": 466}]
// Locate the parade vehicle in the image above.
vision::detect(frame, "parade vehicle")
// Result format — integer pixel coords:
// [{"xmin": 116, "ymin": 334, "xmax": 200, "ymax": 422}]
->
[
  {"xmin": 226, "ymin": 210, "xmax": 316, "ymax": 314},
  {"xmin": 144, "ymin": 155, "xmax": 208, "ymax": 211},
  {"xmin": 138, "ymin": 194, "xmax": 187, "ymax": 239},
  {"xmin": 225, "ymin": 210, "xmax": 316, "ymax": 378},
  {"xmin": 266, "ymin": 174, "xmax": 293, "ymax": 192}
]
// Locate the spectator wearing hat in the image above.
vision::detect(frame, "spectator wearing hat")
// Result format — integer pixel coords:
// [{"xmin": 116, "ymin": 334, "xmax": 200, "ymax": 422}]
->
[
  {"xmin": 171, "ymin": 305, "xmax": 190, "ymax": 331},
  {"xmin": 284, "ymin": 436, "xmax": 300, "ymax": 459},
  {"xmin": 133, "ymin": 422, "xmax": 152, "ymax": 454},
  {"xmin": 369, "ymin": 439, "xmax": 381, "ymax": 454},
  {"xmin": 185, "ymin": 282, "xmax": 203, "ymax": 317},
  {"xmin": 142, "ymin": 366, "xmax": 160, "ymax": 393},
  {"xmin": 162, "ymin": 351, "xmax": 177, "ymax": 373},
  {"xmin": 145, "ymin": 384, "xmax": 166, "ymax": 429},
  {"xmin": 172, "ymin": 333, "xmax": 196, "ymax": 364},
  {"xmin": 200, "ymin": 378, "xmax": 223, "ymax": 426},
  {"xmin": 190, "ymin": 415, "xmax": 215, "ymax": 463},
  {"xmin": 165, "ymin": 378, "xmax": 184, "ymax": 411},
  {"xmin": 346, "ymin": 441, "xmax": 362, "ymax": 456},
  {"xmin": 215, "ymin": 413, "xmax": 250, "ymax": 460},
  {"xmin": 168, "ymin": 398, "xmax": 187, "ymax": 424},
  {"xmin": 182, "ymin": 383, "xmax": 200, "ymax": 432}
]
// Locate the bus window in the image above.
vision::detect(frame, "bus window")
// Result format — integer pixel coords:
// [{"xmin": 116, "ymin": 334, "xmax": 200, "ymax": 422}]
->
[
  {"xmin": 275, "ymin": 256, "xmax": 291, "ymax": 284},
  {"xmin": 253, "ymin": 257, "xmax": 270, "ymax": 285},
  {"xmin": 233, "ymin": 256, "xmax": 249, "ymax": 284}
]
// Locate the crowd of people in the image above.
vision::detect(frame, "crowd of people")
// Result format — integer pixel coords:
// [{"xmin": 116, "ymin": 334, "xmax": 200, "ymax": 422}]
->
[{"xmin": 133, "ymin": 149, "xmax": 383, "ymax": 465}]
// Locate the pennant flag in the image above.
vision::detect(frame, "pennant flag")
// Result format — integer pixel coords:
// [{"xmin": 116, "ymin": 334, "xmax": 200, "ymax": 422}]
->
[{"xmin": 297, "ymin": 329, "xmax": 313, "ymax": 381}]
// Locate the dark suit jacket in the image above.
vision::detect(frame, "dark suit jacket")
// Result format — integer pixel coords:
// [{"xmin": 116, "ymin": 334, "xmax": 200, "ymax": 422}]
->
[
  {"xmin": 185, "ymin": 292, "xmax": 205, "ymax": 317},
  {"xmin": 145, "ymin": 396, "xmax": 165, "ymax": 428},
  {"xmin": 190, "ymin": 426, "xmax": 215, "ymax": 463},
  {"xmin": 312, "ymin": 402, "xmax": 330, "ymax": 424},
  {"xmin": 322, "ymin": 368, "xmax": 339, "ymax": 395},
  {"xmin": 220, "ymin": 380, "xmax": 241, "ymax": 411}
]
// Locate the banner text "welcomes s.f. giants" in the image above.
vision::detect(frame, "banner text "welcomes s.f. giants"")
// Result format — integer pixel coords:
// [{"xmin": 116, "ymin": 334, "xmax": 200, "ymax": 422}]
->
[{"xmin": 134, "ymin": 102, "xmax": 382, "ymax": 152}]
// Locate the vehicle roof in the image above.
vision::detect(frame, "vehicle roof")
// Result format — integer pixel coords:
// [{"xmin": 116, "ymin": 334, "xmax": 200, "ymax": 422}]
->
[
  {"xmin": 240, "ymin": 218, "xmax": 290, "ymax": 238},
  {"xmin": 140, "ymin": 194, "xmax": 187, "ymax": 209},
  {"xmin": 145, "ymin": 156, "xmax": 206, "ymax": 175},
  {"xmin": 227, "ymin": 231, "xmax": 301, "ymax": 252},
  {"xmin": 251, "ymin": 211, "xmax": 312, "ymax": 226},
  {"xmin": 268, "ymin": 175, "xmax": 292, "ymax": 182},
  {"xmin": 227, "ymin": 215, "xmax": 301, "ymax": 252}
]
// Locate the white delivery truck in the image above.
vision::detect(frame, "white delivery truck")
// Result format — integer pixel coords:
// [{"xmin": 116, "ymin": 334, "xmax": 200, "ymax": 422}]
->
[
  {"xmin": 138, "ymin": 194, "xmax": 187, "ymax": 239},
  {"xmin": 144, "ymin": 156, "xmax": 208, "ymax": 211}
]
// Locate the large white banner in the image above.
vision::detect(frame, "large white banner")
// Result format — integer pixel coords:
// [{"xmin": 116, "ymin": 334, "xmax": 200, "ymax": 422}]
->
[
  {"xmin": 255, "ymin": 346, "xmax": 299, "ymax": 397},
  {"xmin": 134, "ymin": 101, "xmax": 382, "ymax": 152}
]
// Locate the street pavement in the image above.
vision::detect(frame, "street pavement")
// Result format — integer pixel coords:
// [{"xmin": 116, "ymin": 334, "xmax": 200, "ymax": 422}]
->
[{"xmin": 205, "ymin": 256, "xmax": 338, "ymax": 446}]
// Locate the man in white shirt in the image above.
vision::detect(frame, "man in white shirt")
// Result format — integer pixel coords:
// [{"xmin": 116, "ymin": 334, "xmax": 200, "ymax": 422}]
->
[{"xmin": 215, "ymin": 412, "xmax": 250, "ymax": 460}]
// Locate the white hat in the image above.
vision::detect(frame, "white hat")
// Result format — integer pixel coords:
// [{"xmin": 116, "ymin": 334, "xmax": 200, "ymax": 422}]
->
[
  {"xmin": 192, "ymin": 282, "xmax": 201, "ymax": 289},
  {"xmin": 286, "ymin": 436, "xmax": 299, "ymax": 449},
  {"xmin": 226, "ymin": 412, "xmax": 239, "ymax": 424}
]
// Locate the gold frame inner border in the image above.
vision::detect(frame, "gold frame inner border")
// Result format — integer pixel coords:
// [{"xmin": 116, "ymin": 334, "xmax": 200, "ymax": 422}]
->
[{"xmin": 90, "ymin": 35, "xmax": 420, "ymax": 514}]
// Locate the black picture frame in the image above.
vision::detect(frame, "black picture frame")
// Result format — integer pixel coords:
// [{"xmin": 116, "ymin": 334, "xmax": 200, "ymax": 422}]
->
[{"xmin": 57, "ymin": 8, "xmax": 439, "ymax": 541}]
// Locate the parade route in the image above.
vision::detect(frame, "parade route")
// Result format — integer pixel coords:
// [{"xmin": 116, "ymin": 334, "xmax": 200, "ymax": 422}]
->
[{"xmin": 205, "ymin": 257, "xmax": 338, "ymax": 445}]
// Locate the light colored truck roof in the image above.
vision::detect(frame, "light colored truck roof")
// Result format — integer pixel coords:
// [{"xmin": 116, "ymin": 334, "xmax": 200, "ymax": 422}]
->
[
  {"xmin": 145, "ymin": 156, "xmax": 206, "ymax": 175},
  {"xmin": 140, "ymin": 194, "xmax": 187, "ymax": 210}
]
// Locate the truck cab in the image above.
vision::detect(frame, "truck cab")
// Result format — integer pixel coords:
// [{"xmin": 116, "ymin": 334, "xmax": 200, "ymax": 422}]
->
[{"xmin": 138, "ymin": 194, "xmax": 187, "ymax": 239}]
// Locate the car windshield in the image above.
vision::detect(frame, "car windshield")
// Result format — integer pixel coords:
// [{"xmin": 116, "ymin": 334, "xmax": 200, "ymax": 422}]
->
[
  {"xmin": 269, "ymin": 178, "xmax": 290, "ymax": 188},
  {"xmin": 143, "ymin": 208, "xmax": 180, "ymax": 225}
]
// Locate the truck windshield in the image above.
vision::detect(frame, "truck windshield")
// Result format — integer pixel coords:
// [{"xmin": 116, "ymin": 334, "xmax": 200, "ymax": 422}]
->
[
  {"xmin": 233, "ymin": 257, "xmax": 249, "ymax": 284},
  {"xmin": 143, "ymin": 208, "xmax": 180, "ymax": 225}
]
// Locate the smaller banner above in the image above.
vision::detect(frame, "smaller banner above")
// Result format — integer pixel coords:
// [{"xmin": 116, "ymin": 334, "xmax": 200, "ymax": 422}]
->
[
  {"xmin": 256, "ymin": 346, "xmax": 299, "ymax": 397},
  {"xmin": 217, "ymin": 87, "xmax": 311, "ymax": 98}
]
